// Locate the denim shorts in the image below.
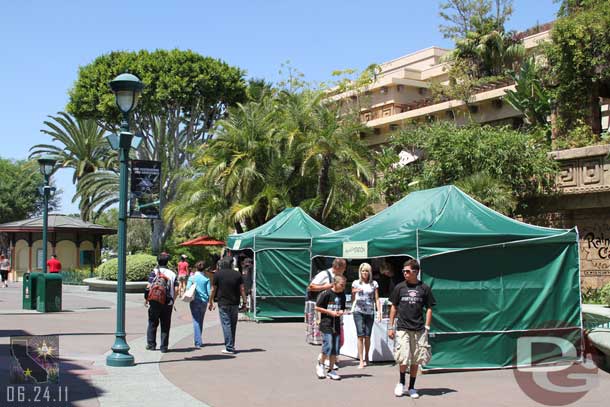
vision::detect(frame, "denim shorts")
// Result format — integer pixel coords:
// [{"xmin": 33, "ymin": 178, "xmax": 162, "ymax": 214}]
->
[
  {"xmin": 353, "ymin": 312, "xmax": 374, "ymax": 337},
  {"xmin": 321, "ymin": 333, "xmax": 341, "ymax": 356}
]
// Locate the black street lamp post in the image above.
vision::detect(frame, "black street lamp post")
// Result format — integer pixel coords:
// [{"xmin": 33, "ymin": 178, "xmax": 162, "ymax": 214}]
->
[{"xmin": 105, "ymin": 73, "xmax": 143, "ymax": 367}]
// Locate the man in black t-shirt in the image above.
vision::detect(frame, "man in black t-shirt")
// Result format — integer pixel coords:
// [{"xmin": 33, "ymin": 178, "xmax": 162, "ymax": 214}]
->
[
  {"xmin": 314, "ymin": 274, "xmax": 346, "ymax": 381},
  {"xmin": 388, "ymin": 259, "xmax": 436, "ymax": 399},
  {"xmin": 209, "ymin": 259, "xmax": 247, "ymax": 354}
]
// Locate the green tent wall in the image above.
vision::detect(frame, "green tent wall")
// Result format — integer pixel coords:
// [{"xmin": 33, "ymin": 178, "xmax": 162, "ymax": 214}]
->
[
  {"xmin": 226, "ymin": 207, "xmax": 332, "ymax": 319},
  {"xmin": 311, "ymin": 186, "xmax": 582, "ymax": 369}
]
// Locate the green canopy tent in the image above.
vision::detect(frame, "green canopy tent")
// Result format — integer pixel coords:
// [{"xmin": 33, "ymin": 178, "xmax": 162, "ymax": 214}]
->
[
  {"xmin": 226, "ymin": 207, "xmax": 333, "ymax": 320},
  {"xmin": 312, "ymin": 185, "xmax": 582, "ymax": 370}
]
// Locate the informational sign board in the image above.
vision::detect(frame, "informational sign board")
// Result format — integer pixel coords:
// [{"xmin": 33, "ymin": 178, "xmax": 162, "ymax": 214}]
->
[
  {"xmin": 129, "ymin": 160, "xmax": 161, "ymax": 219},
  {"xmin": 342, "ymin": 241, "xmax": 368, "ymax": 259}
]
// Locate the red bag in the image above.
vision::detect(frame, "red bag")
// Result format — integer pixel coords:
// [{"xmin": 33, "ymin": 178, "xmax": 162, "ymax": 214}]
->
[{"xmin": 147, "ymin": 270, "xmax": 170, "ymax": 304}]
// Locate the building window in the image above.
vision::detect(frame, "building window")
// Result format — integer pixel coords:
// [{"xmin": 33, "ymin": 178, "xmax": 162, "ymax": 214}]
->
[
  {"xmin": 468, "ymin": 105, "xmax": 479, "ymax": 114},
  {"xmin": 389, "ymin": 124, "xmax": 399, "ymax": 131},
  {"xmin": 492, "ymin": 99, "xmax": 503, "ymax": 110},
  {"xmin": 445, "ymin": 110, "xmax": 455, "ymax": 120}
]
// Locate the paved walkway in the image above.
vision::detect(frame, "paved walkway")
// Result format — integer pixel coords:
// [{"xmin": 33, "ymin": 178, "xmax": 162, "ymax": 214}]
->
[{"xmin": 1, "ymin": 283, "xmax": 609, "ymax": 407}]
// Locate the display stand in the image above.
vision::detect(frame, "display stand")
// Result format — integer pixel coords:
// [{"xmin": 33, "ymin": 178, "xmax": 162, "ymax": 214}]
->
[{"xmin": 340, "ymin": 313, "xmax": 395, "ymax": 362}]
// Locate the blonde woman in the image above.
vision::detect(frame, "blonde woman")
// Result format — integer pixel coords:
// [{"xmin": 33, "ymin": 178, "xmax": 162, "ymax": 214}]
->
[{"xmin": 351, "ymin": 262, "xmax": 381, "ymax": 368}]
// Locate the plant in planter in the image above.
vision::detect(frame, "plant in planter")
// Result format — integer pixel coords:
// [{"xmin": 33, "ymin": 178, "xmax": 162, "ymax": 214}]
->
[{"xmin": 96, "ymin": 254, "xmax": 158, "ymax": 282}]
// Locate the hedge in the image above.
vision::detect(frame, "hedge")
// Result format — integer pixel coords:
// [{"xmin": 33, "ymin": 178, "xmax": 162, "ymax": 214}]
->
[{"xmin": 96, "ymin": 254, "xmax": 158, "ymax": 282}]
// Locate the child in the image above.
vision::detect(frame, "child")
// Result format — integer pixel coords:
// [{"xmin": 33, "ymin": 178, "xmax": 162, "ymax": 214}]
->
[{"xmin": 315, "ymin": 274, "xmax": 346, "ymax": 380}]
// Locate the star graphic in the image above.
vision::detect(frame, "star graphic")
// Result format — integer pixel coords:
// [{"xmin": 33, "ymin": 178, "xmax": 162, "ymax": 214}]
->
[
  {"xmin": 36, "ymin": 340, "xmax": 55, "ymax": 360},
  {"xmin": 24, "ymin": 368, "xmax": 32, "ymax": 377}
]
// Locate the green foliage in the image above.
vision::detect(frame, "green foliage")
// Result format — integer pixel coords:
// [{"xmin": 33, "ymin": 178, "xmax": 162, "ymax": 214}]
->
[
  {"xmin": 0, "ymin": 158, "xmax": 61, "ymax": 223},
  {"xmin": 167, "ymin": 84, "xmax": 374, "ymax": 236},
  {"xmin": 504, "ymin": 57, "xmax": 551, "ymax": 130},
  {"xmin": 553, "ymin": 119, "xmax": 601, "ymax": 150},
  {"xmin": 544, "ymin": 1, "xmax": 610, "ymax": 135},
  {"xmin": 95, "ymin": 208, "xmax": 152, "ymax": 254},
  {"xmin": 67, "ymin": 49, "xmax": 247, "ymax": 253},
  {"xmin": 455, "ymin": 172, "xmax": 517, "ymax": 215},
  {"xmin": 96, "ymin": 253, "xmax": 158, "ymax": 282},
  {"xmin": 602, "ymin": 282, "xmax": 610, "ymax": 307},
  {"xmin": 29, "ymin": 112, "xmax": 114, "ymax": 221},
  {"xmin": 582, "ymin": 286, "xmax": 605, "ymax": 305},
  {"xmin": 62, "ymin": 268, "xmax": 94, "ymax": 285},
  {"xmin": 439, "ymin": 0, "xmax": 513, "ymax": 40},
  {"xmin": 376, "ymin": 123, "xmax": 557, "ymax": 214}
]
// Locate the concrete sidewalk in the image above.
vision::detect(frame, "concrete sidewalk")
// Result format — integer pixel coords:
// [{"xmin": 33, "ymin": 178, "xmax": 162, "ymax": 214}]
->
[{"xmin": 1, "ymin": 284, "xmax": 609, "ymax": 407}]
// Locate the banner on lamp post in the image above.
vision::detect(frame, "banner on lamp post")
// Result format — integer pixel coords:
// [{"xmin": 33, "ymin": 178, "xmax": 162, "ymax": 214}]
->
[{"xmin": 129, "ymin": 160, "xmax": 161, "ymax": 219}]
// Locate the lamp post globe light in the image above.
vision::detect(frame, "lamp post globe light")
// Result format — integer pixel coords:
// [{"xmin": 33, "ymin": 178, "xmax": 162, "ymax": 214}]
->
[
  {"xmin": 106, "ymin": 73, "xmax": 143, "ymax": 367},
  {"xmin": 37, "ymin": 156, "xmax": 57, "ymax": 274}
]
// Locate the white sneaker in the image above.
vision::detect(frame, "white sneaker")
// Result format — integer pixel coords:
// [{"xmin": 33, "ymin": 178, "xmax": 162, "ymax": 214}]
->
[
  {"xmin": 323, "ymin": 359, "xmax": 339, "ymax": 370},
  {"xmin": 394, "ymin": 383, "xmax": 405, "ymax": 397},
  {"xmin": 408, "ymin": 388, "xmax": 420, "ymax": 399},
  {"xmin": 315, "ymin": 363, "xmax": 326, "ymax": 379},
  {"xmin": 326, "ymin": 370, "xmax": 341, "ymax": 380},
  {"xmin": 221, "ymin": 349, "xmax": 235, "ymax": 354}
]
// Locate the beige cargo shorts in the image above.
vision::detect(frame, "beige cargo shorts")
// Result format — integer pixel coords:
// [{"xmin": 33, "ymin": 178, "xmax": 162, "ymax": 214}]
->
[{"xmin": 393, "ymin": 329, "xmax": 431, "ymax": 366}]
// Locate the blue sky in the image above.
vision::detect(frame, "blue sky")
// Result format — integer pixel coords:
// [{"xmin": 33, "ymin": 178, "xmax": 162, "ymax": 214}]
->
[{"xmin": 0, "ymin": 0, "xmax": 558, "ymax": 214}]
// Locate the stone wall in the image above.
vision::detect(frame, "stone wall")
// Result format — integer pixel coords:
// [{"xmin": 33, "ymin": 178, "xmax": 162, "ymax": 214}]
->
[{"xmin": 525, "ymin": 144, "xmax": 610, "ymax": 289}]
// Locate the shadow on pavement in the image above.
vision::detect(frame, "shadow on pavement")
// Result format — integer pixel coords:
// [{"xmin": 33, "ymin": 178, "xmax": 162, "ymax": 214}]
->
[
  {"xmin": 337, "ymin": 373, "xmax": 373, "ymax": 380},
  {"xmin": 234, "ymin": 348, "xmax": 265, "ymax": 354},
  {"xmin": 418, "ymin": 387, "xmax": 458, "ymax": 397}
]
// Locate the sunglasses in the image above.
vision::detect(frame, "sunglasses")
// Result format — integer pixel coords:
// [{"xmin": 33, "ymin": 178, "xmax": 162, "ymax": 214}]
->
[{"xmin": 402, "ymin": 269, "xmax": 415, "ymax": 273}]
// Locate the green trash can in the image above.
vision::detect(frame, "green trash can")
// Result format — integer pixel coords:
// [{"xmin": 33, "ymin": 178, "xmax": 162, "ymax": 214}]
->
[
  {"xmin": 36, "ymin": 273, "xmax": 63, "ymax": 312},
  {"xmin": 22, "ymin": 272, "xmax": 43, "ymax": 310}
]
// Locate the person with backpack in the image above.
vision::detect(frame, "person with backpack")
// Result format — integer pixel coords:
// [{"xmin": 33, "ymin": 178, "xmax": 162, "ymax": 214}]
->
[
  {"xmin": 145, "ymin": 252, "xmax": 177, "ymax": 353},
  {"xmin": 306, "ymin": 258, "xmax": 346, "ymax": 370}
]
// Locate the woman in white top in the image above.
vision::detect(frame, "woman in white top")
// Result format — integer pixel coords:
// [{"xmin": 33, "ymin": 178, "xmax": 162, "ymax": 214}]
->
[{"xmin": 351, "ymin": 262, "xmax": 381, "ymax": 368}]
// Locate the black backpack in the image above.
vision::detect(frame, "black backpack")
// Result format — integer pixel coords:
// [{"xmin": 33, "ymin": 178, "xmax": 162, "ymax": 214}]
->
[{"xmin": 306, "ymin": 269, "xmax": 332, "ymax": 302}]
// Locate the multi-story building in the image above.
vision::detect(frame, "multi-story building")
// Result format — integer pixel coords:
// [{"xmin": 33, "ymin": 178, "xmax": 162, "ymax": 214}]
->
[{"xmin": 330, "ymin": 25, "xmax": 607, "ymax": 146}]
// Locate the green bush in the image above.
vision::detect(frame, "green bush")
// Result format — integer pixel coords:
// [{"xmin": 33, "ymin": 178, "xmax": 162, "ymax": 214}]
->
[
  {"xmin": 96, "ymin": 254, "xmax": 158, "ymax": 282},
  {"xmin": 62, "ymin": 268, "xmax": 94, "ymax": 285},
  {"xmin": 582, "ymin": 286, "xmax": 605, "ymax": 305},
  {"xmin": 601, "ymin": 282, "xmax": 610, "ymax": 307}
]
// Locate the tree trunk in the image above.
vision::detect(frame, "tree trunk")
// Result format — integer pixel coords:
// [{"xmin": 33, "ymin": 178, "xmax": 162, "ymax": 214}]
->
[{"xmin": 591, "ymin": 83, "xmax": 602, "ymax": 135}]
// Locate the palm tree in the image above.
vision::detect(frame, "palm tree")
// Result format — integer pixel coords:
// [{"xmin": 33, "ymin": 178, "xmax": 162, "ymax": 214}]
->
[
  {"xmin": 29, "ymin": 112, "xmax": 115, "ymax": 220},
  {"xmin": 298, "ymin": 102, "xmax": 373, "ymax": 222},
  {"xmin": 455, "ymin": 172, "xmax": 517, "ymax": 215}
]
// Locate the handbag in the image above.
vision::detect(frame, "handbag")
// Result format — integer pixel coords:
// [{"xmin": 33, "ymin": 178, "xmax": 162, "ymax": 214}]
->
[{"xmin": 181, "ymin": 283, "xmax": 196, "ymax": 303}]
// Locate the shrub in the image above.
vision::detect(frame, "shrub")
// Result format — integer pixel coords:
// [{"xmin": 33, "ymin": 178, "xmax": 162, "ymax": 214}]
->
[
  {"xmin": 96, "ymin": 254, "xmax": 158, "ymax": 282},
  {"xmin": 582, "ymin": 286, "xmax": 605, "ymax": 305},
  {"xmin": 62, "ymin": 268, "xmax": 94, "ymax": 285},
  {"xmin": 601, "ymin": 282, "xmax": 610, "ymax": 307}
]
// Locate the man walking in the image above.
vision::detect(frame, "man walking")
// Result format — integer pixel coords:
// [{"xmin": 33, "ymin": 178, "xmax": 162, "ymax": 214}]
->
[
  {"xmin": 209, "ymin": 257, "xmax": 247, "ymax": 354},
  {"xmin": 145, "ymin": 252, "xmax": 177, "ymax": 353},
  {"xmin": 388, "ymin": 259, "xmax": 435, "ymax": 399}
]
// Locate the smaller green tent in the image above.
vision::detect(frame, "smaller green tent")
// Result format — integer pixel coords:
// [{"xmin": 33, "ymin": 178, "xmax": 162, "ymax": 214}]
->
[
  {"xmin": 312, "ymin": 185, "xmax": 582, "ymax": 370},
  {"xmin": 226, "ymin": 207, "xmax": 333, "ymax": 319}
]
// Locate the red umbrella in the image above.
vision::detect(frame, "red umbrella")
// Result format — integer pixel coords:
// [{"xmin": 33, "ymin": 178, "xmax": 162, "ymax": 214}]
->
[{"xmin": 179, "ymin": 235, "xmax": 225, "ymax": 246}]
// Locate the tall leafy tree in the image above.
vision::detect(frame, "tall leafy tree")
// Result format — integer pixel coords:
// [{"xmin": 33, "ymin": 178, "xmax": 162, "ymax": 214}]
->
[
  {"xmin": 439, "ymin": 0, "xmax": 513, "ymax": 40},
  {"xmin": 67, "ymin": 49, "xmax": 247, "ymax": 253},
  {"xmin": 0, "ymin": 158, "xmax": 61, "ymax": 223},
  {"xmin": 544, "ymin": 0, "xmax": 610, "ymax": 136}
]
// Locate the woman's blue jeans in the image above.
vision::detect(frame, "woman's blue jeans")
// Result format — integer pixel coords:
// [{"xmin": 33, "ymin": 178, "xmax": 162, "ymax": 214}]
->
[{"xmin": 189, "ymin": 298, "xmax": 207, "ymax": 347}]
